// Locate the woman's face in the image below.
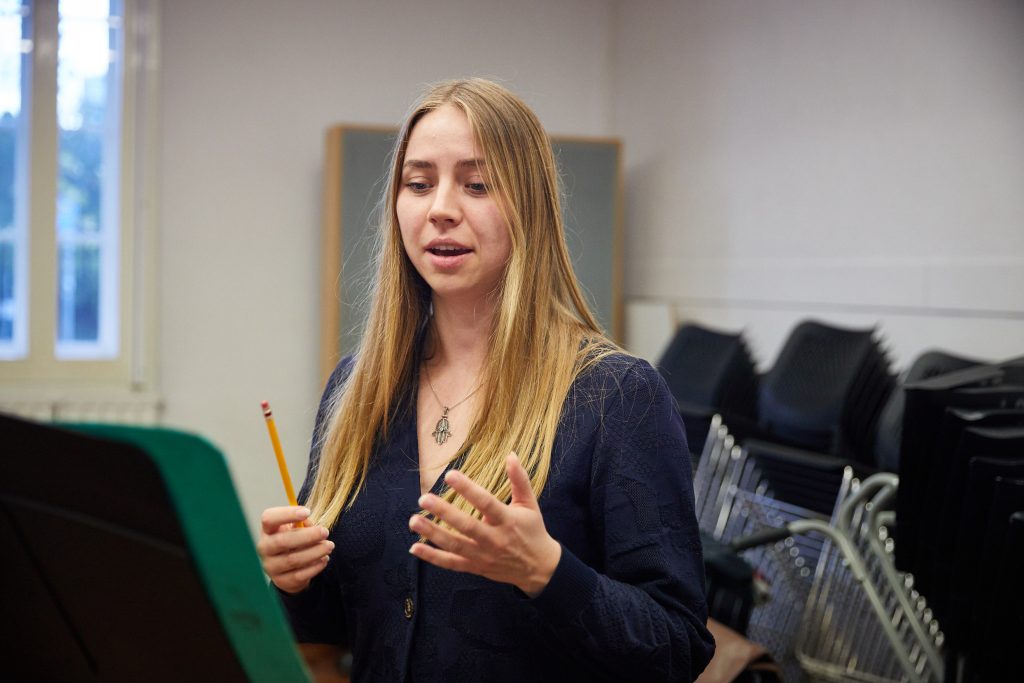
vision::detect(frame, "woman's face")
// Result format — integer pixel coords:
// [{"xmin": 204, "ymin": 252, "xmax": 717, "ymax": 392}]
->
[{"xmin": 397, "ymin": 104, "xmax": 513, "ymax": 308}]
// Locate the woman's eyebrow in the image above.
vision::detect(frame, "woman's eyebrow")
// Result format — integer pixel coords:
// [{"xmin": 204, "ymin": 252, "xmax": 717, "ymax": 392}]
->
[{"xmin": 402, "ymin": 158, "xmax": 486, "ymax": 170}]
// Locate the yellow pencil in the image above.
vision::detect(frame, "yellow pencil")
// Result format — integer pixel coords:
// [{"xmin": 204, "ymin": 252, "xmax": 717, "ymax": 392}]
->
[{"xmin": 261, "ymin": 400, "xmax": 304, "ymax": 527}]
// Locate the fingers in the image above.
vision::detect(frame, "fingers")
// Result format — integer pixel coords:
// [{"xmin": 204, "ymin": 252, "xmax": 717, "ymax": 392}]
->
[
  {"xmin": 258, "ymin": 533, "xmax": 333, "ymax": 581},
  {"xmin": 261, "ymin": 505, "xmax": 311, "ymax": 534},
  {"xmin": 442, "ymin": 469, "xmax": 508, "ymax": 524},
  {"xmin": 258, "ymin": 505, "xmax": 333, "ymax": 594},
  {"xmin": 272, "ymin": 554, "xmax": 331, "ymax": 594},
  {"xmin": 505, "ymin": 452, "xmax": 539, "ymax": 510},
  {"xmin": 262, "ymin": 536, "xmax": 335, "ymax": 577},
  {"xmin": 409, "ymin": 460, "xmax": 558, "ymax": 594},
  {"xmin": 409, "ymin": 511, "xmax": 482, "ymax": 558},
  {"xmin": 417, "ymin": 493, "xmax": 496, "ymax": 543},
  {"xmin": 257, "ymin": 521, "xmax": 329, "ymax": 558},
  {"xmin": 408, "ymin": 540, "xmax": 472, "ymax": 573}
]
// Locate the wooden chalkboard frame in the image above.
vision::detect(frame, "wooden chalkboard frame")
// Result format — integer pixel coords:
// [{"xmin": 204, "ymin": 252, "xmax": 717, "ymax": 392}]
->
[{"xmin": 319, "ymin": 125, "xmax": 623, "ymax": 382}]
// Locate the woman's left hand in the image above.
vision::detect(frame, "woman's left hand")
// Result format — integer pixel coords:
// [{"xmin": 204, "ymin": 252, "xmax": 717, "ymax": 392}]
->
[{"xmin": 409, "ymin": 452, "xmax": 562, "ymax": 597}]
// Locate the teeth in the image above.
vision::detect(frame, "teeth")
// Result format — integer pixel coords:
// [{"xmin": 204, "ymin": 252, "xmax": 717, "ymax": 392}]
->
[{"xmin": 434, "ymin": 245, "xmax": 463, "ymax": 252}]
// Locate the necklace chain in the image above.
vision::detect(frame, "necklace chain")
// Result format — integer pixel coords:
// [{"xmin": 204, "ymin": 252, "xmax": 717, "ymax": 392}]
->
[{"xmin": 423, "ymin": 364, "xmax": 482, "ymax": 446}]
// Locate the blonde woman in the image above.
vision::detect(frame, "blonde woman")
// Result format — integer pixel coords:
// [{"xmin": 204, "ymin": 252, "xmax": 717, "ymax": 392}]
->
[{"xmin": 257, "ymin": 79, "xmax": 714, "ymax": 682}]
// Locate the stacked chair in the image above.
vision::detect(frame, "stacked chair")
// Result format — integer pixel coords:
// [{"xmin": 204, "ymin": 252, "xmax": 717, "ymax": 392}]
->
[
  {"xmin": 656, "ymin": 322, "xmax": 759, "ymax": 456},
  {"xmin": 681, "ymin": 322, "xmax": 981, "ymax": 682},
  {"xmin": 872, "ymin": 350, "xmax": 983, "ymax": 474},
  {"xmin": 694, "ymin": 418, "xmax": 943, "ymax": 682},
  {"xmin": 677, "ymin": 318, "xmax": 1023, "ymax": 681},
  {"xmin": 990, "ymin": 512, "xmax": 1024, "ymax": 680},
  {"xmin": 740, "ymin": 321, "xmax": 895, "ymax": 524},
  {"xmin": 790, "ymin": 473, "xmax": 945, "ymax": 682},
  {"xmin": 895, "ymin": 357, "xmax": 1024, "ymax": 680},
  {"xmin": 754, "ymin": 320, "xmax": 894, "ymax": 467}
]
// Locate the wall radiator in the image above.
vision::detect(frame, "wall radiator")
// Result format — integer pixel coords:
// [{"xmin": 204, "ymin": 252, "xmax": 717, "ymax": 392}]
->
[{"xmin": 0, "ymin": 394, "xmax": 164, "ymax": 426}]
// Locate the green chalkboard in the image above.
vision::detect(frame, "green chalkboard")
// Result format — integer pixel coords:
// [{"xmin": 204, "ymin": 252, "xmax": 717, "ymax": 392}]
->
[{"xmin": 319, "ymin": 126, "xmax": 623, "ymax": 381}]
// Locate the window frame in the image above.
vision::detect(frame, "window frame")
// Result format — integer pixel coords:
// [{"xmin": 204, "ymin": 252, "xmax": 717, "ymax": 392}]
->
[{"xmin": 0, "ymin": 0, "xmax": 159, "ymax": 399}]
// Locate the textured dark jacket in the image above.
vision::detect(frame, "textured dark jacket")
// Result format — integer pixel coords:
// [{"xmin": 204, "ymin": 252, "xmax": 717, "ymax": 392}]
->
[{"xmin": 279, "ymin": 354, "xmax": 715, "ymax": 682}]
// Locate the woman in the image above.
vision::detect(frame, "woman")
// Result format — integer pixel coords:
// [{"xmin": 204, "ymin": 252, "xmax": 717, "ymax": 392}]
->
[{"xmin": 257, "ymin": 79, "xmax": 714, "ymax": 682}]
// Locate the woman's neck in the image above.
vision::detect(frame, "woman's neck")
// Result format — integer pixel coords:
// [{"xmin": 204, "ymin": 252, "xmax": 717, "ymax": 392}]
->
[{"xmin": 425, "ymin": 295, "xmax": 495, "ymax": 376}]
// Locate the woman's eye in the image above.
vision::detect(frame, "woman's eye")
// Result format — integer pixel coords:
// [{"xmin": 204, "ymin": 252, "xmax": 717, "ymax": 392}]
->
[
  {"xmin": 466, "ymin": 182, "xmax": 488, "ymax": 194},
  {"xmin": 405, "ymin": 181, "xmax": 431, "ymax": 193}
]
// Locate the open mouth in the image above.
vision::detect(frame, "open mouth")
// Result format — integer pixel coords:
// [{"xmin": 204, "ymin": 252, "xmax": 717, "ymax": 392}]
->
[{"xmin": 428, "ymin": 246, "xmax": 472, "ymax": 256}]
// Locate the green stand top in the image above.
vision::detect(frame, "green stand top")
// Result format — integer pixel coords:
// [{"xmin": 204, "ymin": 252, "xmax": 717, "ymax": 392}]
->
[{"xmin": 0, "ymin": 414, "xmax": 312, "ymax": 683}]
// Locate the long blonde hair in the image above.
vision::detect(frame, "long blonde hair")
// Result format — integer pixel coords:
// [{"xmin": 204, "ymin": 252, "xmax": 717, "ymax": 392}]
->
[{"xmin": 306, "ymin": 79, "xmax": 615, "ymax": 527}]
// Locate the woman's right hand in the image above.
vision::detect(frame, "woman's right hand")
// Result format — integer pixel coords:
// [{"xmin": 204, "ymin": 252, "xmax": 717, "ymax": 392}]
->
[{"xmin": 257, "ymin": 506, "xmax": 334, "ymax": 594}]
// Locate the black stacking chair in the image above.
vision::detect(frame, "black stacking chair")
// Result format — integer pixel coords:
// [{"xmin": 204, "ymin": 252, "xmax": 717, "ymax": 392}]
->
[
  {"xmin": 946, "ymin": 455, "xmax": 1024, "ymax": 658},
  {"xmin": 895, "ymin": 358, "xmax": 1024, "ymax": 574},
  {"xmin": 702, "ymin": 320, "xmax": 893, "ymax": 520},
  {"xmin": 900, "ymin": 386, "xmax": 1024, "ymax": 590},
  {"xmin": 969, "ymin": 477, "xmax": 1024, "ymax": 681},
  {"xmin": 895, "ymin": 385, "xmax": 1024, "ymax": 678},
  {"xmin": 742, "ymin": 440, "xmax": 857, "ymax": 517},
  {"xmin": 873, "ymin": 350, "xmax": 983, "ymax": 473},
  {"xmin": 843, "ymin": 348, "xmax": 896, "ymax": 458},
  {"xmin": 908, "ymin": 411, "xmax": 1024, "ymax": 606},
  {"xmin": 657, "ymin": 322, "xmax": 759, "ymax": 454},
  {"xmin": 928, "ymin": 420, "xmax": 1024, "ymax": 610},
  {"xmin": 757, "ymin": 320, "xmax": 893, "ymax": 465},
  {"xmin": 986, "ymin": 511, "xmax": 1024, "ymax": 680}
]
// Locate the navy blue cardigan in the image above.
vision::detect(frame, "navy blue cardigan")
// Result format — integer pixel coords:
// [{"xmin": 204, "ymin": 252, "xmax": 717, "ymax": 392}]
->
[{"xmin": 279, "ymin": 354, "xmax": 714, "ymax": 682}]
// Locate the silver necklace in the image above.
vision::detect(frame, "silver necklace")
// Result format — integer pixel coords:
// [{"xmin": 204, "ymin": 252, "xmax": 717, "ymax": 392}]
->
[{"xmin": 423, "ymin": 365, "xmax": 482, "ymax": 446}]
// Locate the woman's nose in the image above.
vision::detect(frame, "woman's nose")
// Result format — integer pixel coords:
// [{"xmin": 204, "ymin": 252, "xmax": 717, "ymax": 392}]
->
[{"xmin": 428, "ymin": 182, "xmax": 462, "ymax": 227}]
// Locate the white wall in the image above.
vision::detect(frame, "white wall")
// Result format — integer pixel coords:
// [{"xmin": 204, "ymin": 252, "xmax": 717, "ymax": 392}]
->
[
  {"xmin": 612, "ymin": 0, "xmax": 1024, "ymax": 370},
  {"xmin": 159, "ymin": 0, "xmax": 614, "ymax": 533},
  {"xmin": 158, "ymin": 0, "xmax": 1024, "ymax": 536}
]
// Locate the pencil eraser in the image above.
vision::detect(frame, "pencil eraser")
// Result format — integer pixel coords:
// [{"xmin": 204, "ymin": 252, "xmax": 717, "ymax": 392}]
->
[{"xmin": 260, "ymin": 400, "xmax": 269, "ymax": 409}]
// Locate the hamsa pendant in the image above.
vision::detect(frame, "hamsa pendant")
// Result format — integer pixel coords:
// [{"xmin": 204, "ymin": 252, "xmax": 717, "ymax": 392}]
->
[{"xmin": 432, "ymin": 408, "xmax": 452, "ymax": 446}]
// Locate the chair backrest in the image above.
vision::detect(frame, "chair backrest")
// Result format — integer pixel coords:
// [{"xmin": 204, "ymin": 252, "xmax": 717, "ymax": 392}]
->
[
  {"xmin": 970, "ymin": 476, "xmax": 1024, "ymax": 680},
  {"xmin": 744, "ymin": 439, "xmax": 856, "ymax": 517},
  {"xmin": 998, "ymin": 512, "xmax": 1024, "ymax": 651},
  {"xmin": 657, "ymin": 322, "xmax": 759, "ymax": 416},
  {"xmin": 929, "ymin": 418, "xmax": 1024, "ymax": 602},
  {"xmin": 874, "ymin": 349, "xmax": 983, "ymax": 473},
  {"xmin": 896, "ymin": 360, "xmax": 1021, "ymax": 573},
  {"xmin": 946, "ymin": 451, "xmax": 1024, "ymax": 644},
  {"xmin": 758, "ymin": 320, "xmax": 893, "ymax": 461},
  {"xmin": 990, "ymin": 511, "xmax": 1024, "ymax": 676}
]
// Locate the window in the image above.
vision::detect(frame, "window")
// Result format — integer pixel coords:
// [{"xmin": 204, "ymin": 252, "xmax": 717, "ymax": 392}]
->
[
  {"xmin": 56, "ymin": 0, "xmax": 123, "ymax": 359},
  {"xmin": 0, "ymin": 0, "xmax": 28, "ymax": 358},
  {"xmin": 0, "ymin": 0, "xmax": 156, "ymax": 394}
]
